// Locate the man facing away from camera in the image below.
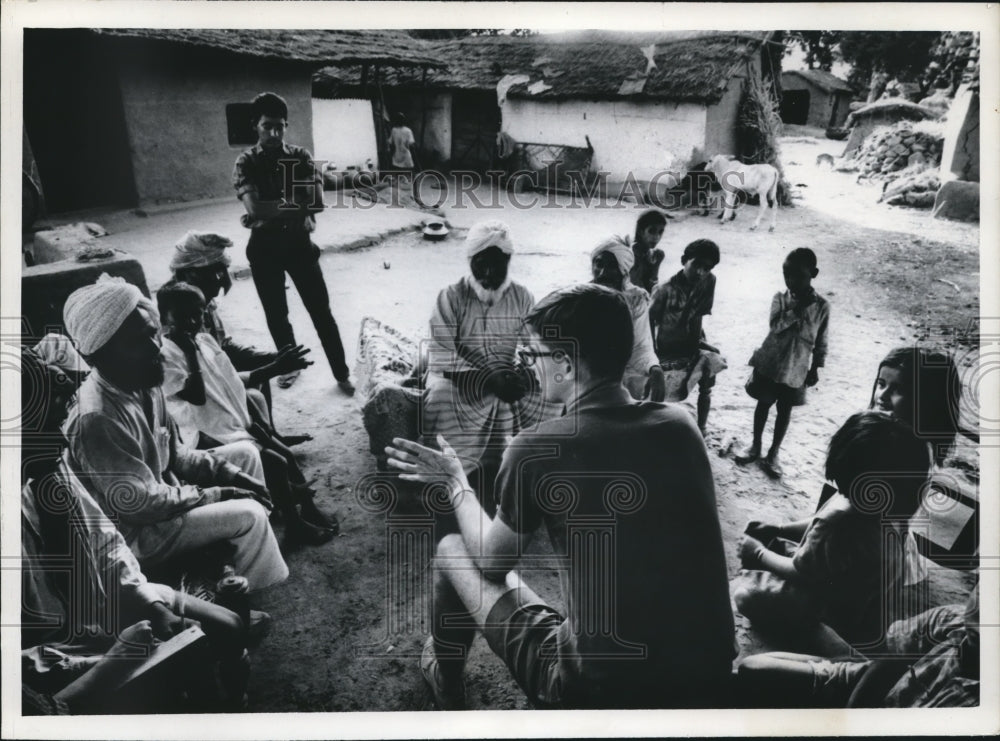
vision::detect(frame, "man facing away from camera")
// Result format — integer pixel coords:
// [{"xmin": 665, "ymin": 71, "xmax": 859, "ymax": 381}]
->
[{"xmin": 387, "ymin": 284, "xmax": 736, "ymax": 709}]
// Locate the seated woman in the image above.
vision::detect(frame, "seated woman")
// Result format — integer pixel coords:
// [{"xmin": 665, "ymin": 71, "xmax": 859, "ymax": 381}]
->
[
  {"xmin": 869, "ymin": 346, "xmax": 974, "ymax": 577},
  {"xmin": 20, "ymin": 348, "xmax": 253, "ymax": 713},
  {"xmin": 869, "ymin": 346, "xmax": 963, "ymax": 465},
  {"xmin": 732, "ymin": 411, "xmax": 931, "ymax": 655},
  {"xmin": 156, "ymin": 282, "xmax": 337, "ymax": 546}
]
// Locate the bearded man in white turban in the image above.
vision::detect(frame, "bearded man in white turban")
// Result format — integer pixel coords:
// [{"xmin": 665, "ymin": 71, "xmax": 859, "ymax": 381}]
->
[
  {"xmin": 61, "ymin": 274, "xmax": 288, "ymax": 593},
  {"xmin": 591, "ymin": 236, "xmax": 666, "ymax": 402},
  {"xmin": 421, "ymin": 221, "xmax": 535, "ymax": 518}
]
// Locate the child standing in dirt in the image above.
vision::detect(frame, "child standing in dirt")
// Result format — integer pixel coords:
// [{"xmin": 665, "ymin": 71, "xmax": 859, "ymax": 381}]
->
[
  {"xmin": 735, "ymin": 248, "xmax": 829, "ymax": 478},
  {"xmin": 629, "ymin": 209, "xmax": 668, "ymax": 293}
]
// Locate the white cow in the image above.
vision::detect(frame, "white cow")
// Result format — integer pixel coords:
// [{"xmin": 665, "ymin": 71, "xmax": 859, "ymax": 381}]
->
[{"xmin": 708, "ymin": 154, "xmax": 780, "ymax": 232}]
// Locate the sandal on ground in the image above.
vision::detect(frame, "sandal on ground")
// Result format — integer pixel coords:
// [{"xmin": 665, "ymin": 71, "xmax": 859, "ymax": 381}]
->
[
  {"xmin": 277, "ymin": 370, "xmax": 301, "ymax": 389},
  {"xmin": 286, "ymin": 518, "xmax": 336, "ymax": 546},
  {"xmin": 337, "ymin": 379, "xmax": 356, "ymax": 396},
  {"xmin": 420, "ymin": 636, "xmax": 466, "ymax": 711},
  {"xmin": 279, "ymin": 433, "xmax": 313, "ymax": 447},
  {"xmin": 302, "ymin": 507, "xmax": 339, "ymax": 535}
]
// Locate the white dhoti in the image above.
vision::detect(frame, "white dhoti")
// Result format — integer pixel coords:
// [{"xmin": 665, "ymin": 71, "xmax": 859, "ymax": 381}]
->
[{"xmin": 130, "ymin": 499, "xmax": 288, "ymax": 593}]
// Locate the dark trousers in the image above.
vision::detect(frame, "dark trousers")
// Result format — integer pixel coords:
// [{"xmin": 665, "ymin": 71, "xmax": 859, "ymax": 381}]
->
[{"xmin": 246, "ymin": 228, "xmax": 350, "ymax": 382}]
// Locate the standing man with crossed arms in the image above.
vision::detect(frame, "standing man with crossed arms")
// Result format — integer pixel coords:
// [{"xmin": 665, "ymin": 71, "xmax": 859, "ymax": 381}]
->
[{"xmin": 233, "ymin": 91, "xmax": 354, "ymax": 394}]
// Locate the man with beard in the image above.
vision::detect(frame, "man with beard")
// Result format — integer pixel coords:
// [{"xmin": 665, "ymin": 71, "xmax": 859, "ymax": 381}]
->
[
  {"xmin": 421, "ymin": 221, "xmax": 534, "ymax": 515},
  {"xmin": 590, "ymin": 236, "xmax": 666, "ymax": 402},
  {"xmin": 20, "ymin": 348, "xmax": 256, "ymax": 713},
  {"xmin": 61, "ymin": 275, "xmax": 288, "ymax": 592}
]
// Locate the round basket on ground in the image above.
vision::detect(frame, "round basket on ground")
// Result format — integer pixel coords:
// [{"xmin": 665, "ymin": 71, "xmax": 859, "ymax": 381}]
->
[{"xmin": 825, "ymin": 127, "xmax": 849, "ymax": 141}]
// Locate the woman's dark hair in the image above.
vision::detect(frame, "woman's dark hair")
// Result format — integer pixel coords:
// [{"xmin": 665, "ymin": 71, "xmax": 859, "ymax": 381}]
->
[
  {"xmin": 523, "ymin": 284, "xmax": 633, "ymax": 380},
  {"xmin": 825, "ymin": 411, "xmax": 931, "ymax": 516},
  {"xmin": 681, "ymin": 239, "xmax": 720, "ymax": 267},
  {"xmin": 391, "ymin": 112, "xmax": 407, "ymax": 127},
  {"xmin": 156, "ymin": 281, "xmax": 205, "ymax": 325},
  {"xmin": 251, "ymin": 92, "xmax": 288, "ymax": 123},
  {"xmin": 870, "ymin": 346, "xmax": 962, "ymax": 464},
  {"xmin": 633, "ymin": 209, "xmax": 668, "ymax": 243}
]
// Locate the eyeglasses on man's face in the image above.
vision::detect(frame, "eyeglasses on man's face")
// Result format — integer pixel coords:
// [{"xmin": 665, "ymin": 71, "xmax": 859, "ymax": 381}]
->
[{"xmin": 518, "ymin": 347, "xmax": 567, "ymax": 368}]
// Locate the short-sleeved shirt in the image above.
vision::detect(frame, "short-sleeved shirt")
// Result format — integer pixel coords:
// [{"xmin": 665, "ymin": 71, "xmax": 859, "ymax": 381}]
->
[
  {"xmin": 792, "ymin": 493, "xmax": 906, "ymax": 646},
  {"xmin": 494, "ymin": 382, "xmax": 736, "ymax": 702},
  {"xmin": 749, "ymin": 290, "xmax": 830, "ymax": 388},
  {"xmin": 232, "ymin": 142, "xmax": 322, "ymax": 231},
  {"xmin": 650, "ymin": 270, "xmax": 716, "ymax": 359}
]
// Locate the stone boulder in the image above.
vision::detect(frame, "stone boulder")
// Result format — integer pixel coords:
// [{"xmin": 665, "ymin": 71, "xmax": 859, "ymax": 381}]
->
[{"xmin": 932, "ymin": 180, "xmax": 979, "ymax": 222}]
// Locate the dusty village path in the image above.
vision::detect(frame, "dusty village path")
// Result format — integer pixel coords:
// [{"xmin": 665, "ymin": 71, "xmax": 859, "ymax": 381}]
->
[{"xmin": 48, "ymin": 134, "xmax": 980, "ymax": 711}]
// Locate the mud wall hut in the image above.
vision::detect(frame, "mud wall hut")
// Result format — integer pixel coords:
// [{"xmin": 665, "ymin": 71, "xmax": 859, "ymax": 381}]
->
[
  {"xmin": 779, "ymin": 69, "xmax": 854, "ymax": 128},
  {"xmin": 314, "ymin": 31, "xmax": 775, "ymax": 180},
  {"xmin": 23, "ymin": 29, "xmax": 440, "ymax": 212}
]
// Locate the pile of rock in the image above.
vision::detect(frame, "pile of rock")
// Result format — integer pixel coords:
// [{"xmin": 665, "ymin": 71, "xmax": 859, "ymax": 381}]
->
[
  {"xmin": 847, "ymin": 120, "xmax": 944, "ymax": 181},
  {"xmin": 878, "ymin": 170, "xmax": 941, "ymax": 208}
]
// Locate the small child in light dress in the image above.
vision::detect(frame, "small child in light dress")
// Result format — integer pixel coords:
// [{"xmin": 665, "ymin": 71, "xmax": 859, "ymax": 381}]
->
[{"xmin": 736, "ymin": 248, "xmax": 829, "ymax": 478}]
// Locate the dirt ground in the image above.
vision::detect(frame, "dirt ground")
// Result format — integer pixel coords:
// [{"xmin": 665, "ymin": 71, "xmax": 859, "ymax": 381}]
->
[{"xmin": 40, "ymin": 132, "xmax": 981, "ymax": 711}]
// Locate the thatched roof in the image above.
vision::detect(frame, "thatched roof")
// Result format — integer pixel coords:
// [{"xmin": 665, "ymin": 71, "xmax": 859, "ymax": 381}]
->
[
  {"xmin": 783, "ymin": 68, "xmax": 853, "ymax": 94},
  {"xmin": 316, "ymin": 30, "xmax": 771, "ymax": 104},
  {"xmin": 846, "ymin": 98, "xmax": 942, "ymax": 126},
  {"xmin": 91, "ymin": 28, "xmax": 444, "ymax": 68}
]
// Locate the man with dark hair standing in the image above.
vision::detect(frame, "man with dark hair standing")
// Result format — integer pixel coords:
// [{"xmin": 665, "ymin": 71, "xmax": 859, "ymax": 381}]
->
[
  {"xmin": 387, "ymin": 284, "xmax": 735, "ymax": 710},
  {"xmin": 233, "ymin": 91, "xmax": 354, "ymax": 394}
]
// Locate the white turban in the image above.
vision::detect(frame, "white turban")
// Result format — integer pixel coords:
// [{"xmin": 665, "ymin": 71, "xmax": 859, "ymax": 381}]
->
[
  {"xmin": 63, "ymin": 274, "xmax": 155, "ymax": 355},
  {"xmin": 170, "ymin": 231, "xmax": 233, "ymax": 272},
  {"xmin": 591, "ymin": 235, "xmax": 635, "ymax": 276},
  {"xmin": 465, "ymin": 220, "xmax": 515, "ymax": 259}
]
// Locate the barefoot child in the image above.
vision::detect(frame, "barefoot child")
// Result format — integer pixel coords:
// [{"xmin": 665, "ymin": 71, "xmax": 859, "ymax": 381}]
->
[
  {"xmin": 650, "ymin": 238, "xmax": 727, "ymax": 434},
  {"xmin": 629, "ymin": 209, "xmax": 668, "ymax": 293},
  {"xmin": 736, "ymin": 248, "xmax": 829, "ymax": 478}
]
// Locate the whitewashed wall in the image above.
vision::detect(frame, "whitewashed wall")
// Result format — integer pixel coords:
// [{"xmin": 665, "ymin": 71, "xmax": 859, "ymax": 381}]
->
[
  {"xmin": 501, "ymin": 98, "xmax": 708, "ymax": 182},
  {"xmin": 311, "ymin": 98, "xmax": 378, "ymax": 170}
]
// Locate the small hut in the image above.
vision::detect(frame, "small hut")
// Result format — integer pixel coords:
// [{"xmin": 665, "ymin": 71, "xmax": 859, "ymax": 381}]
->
[
  {"xmin": 23, "ymin": 28, "xmax": 441, "ymax": 212},
  {"xmin": 779, "ymin": 69, "xmax": 854, "ymax": 128},
  {"xmin": 842, "ymin": 98, "xmax": 942, "ymax": 158},
  {"xmin": 315, "ymin": 31, "xmax": 776, "ymax": 181}
]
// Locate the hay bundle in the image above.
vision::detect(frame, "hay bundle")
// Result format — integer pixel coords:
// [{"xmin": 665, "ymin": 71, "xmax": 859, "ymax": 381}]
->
[{"xmin": 735, "ymin": 72, "xmax": 792, "ymax": 205}]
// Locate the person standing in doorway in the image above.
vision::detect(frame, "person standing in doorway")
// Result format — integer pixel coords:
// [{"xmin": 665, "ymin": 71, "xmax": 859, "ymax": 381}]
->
[
  {"xmin": 233, "ymin": 92, "xmax": 354, "ymax": 394},
  {"xmin": 389, "ymin": 112, "xmax": 418, "ymax": 177}
]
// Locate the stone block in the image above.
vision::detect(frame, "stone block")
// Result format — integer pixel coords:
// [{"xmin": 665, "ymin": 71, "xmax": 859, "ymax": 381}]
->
[
  {"xmin": 30, "ymin": 222, "xmax": 108, "ymax": 265},
  {"xmin": 932, "ymin": 179, "xmax": 979, "ymax": 222},
  {"xmin": 21, "ymin": 250, "xmax": 149, "ymax": 343}
]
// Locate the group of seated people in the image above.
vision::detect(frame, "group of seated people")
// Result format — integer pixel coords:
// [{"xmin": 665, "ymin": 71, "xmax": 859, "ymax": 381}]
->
[
  {"xmin": 20, "ymin": 232, "xmax": 339, "ymax": 714},
  {"xmin": 19, "ymin": 210, "xmax": 978, "ymax": 713},
  {"xmin": 392, "ymin": 216, "xmax": 978, "ymax": 709}
]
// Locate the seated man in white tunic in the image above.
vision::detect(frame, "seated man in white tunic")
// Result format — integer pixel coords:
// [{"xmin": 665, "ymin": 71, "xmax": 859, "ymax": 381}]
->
[
  {"xmin": 421, "ymin": 221, "xmax": 535, "ymax": 517},
  {"xmin": 61, "ymin": 275, "xmax": 288, "ymax": 593},
  {"xmin": 590, "ymin": 236, "xmax": 666, "ymax": 402}
]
